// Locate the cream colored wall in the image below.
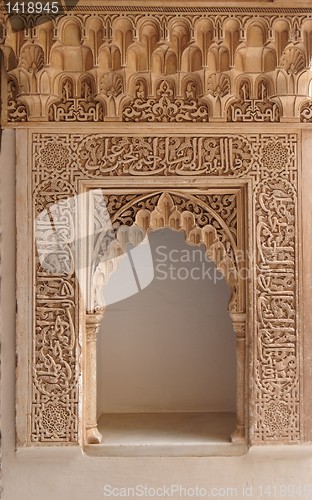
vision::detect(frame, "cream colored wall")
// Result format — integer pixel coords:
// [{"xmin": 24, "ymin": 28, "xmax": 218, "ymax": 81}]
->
[
  {"xmin": 97, "ymin": 228, "xmax": 236, "ymax": 415},
  {"xmin": 2, "ymin": 128, "xmax": 312, "ymax": 500}
]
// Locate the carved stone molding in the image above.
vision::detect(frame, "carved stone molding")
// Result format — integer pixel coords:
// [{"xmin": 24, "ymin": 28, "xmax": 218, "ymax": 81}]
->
[{"xmin": 27, "ymin": 130, "xmax": 300, "ymax": 446}]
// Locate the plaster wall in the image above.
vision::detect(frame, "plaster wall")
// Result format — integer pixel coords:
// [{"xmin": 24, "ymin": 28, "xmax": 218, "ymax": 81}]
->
[
  {"xmin": 2, "ymin": 128, "xmax": 312, "ymax": 499},
  {"xmin": 97, "ymin": 228, "xmax": 236, "ymax": 415},
  {"xmin": 2, "ymin": 0, "xmax": 312, "ymax": 489}
]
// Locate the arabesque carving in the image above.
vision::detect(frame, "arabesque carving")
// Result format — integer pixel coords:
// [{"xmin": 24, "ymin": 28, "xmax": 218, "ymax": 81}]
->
[
  {"xmin": 227, "ymin": 79, "xmax": 280, "ymax": 122},
  {"xmin": 30, "ymin": 130, "xmax": 299, "ymax": 446},
  {"xmin": 7, "ymin": 77, "xmax": 28, "ymax": 122},
  {"xmin": 122, "ymin": 80, "xmax": 209, "ymax": 122},
  {"xmin": 300, "ymin": 100, "xmax": 312, "ymax": 122}
]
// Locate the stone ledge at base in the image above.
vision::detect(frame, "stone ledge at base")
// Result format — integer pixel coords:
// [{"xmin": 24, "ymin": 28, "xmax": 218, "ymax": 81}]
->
[{"xmin": 84, "ymin": 412, "xmax": 248, "ymax": 457}]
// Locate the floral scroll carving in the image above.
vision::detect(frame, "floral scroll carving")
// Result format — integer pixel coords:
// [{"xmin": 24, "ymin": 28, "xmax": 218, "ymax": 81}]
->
[
  {"xmin": 7, "ymin": 78, "xmax": 28, "ymax": 122},
  {"xmin": 122, "ymin": 80, "xmax": 209, "ymax": 122},
  {"xmin": 228, "ymin": 80, "xmax": 280, "ymax": 123},
  {"xmin": 300, "ymin": 101, "xmax": 312, "ymax": 122}
]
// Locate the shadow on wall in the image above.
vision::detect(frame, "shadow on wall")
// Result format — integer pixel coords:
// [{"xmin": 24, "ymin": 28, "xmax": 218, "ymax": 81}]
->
[{"xmin": 97, "ymin": 228, "xmax": 236, "ymax": 415}]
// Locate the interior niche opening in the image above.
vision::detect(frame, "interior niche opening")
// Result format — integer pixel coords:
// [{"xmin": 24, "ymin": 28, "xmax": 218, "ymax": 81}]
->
[{"xmin": 92, "ymin": 228, "xmax": 245, "ymax": 456}]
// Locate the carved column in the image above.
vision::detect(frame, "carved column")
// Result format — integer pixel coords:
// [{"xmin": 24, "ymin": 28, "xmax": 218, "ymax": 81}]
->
[
  {"xmin": 84, "ymin": 310, "xmax": 104, "ymax": 444},
  {"xmin": 230, "ymin": 313, "xmax": 246, "ymax": 444}
]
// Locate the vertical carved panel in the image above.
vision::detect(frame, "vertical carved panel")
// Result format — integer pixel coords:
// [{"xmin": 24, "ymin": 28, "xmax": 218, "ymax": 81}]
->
[
  {"xmin": 32, "ymin": 144, "xmax": 79, "ymax": 442},
  {"xmin": 254, "ymin": 177, "xmax": 298, "ymax": 441},
  {"xmin": 32, "ymin": 276, "xmax": 78, "ymax": 442},
  {"xmin": 253, "ymin": 135, "xmax": 299, "ymax": 442}
]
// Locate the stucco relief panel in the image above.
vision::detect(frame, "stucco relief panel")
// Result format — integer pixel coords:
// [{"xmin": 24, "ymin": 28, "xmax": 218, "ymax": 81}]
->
[{"xmin": 31, "ymin": 131, "xmax": 299, "ymax": 444}]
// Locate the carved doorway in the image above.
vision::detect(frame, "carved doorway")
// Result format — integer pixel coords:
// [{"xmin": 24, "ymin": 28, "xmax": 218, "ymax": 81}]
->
[
  {"xmin": 81, "ymin": 187, "xmax": 248, "ymax": 454},
  {"xmin": 15, "ymin": 128, "xmax": 301, "ymax": 450}
]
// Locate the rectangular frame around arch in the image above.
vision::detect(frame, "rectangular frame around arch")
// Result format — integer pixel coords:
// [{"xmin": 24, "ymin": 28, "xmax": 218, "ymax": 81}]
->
[{"xmin": 15, "ymin": 125, "xmax": 301, "ymax": 449}]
